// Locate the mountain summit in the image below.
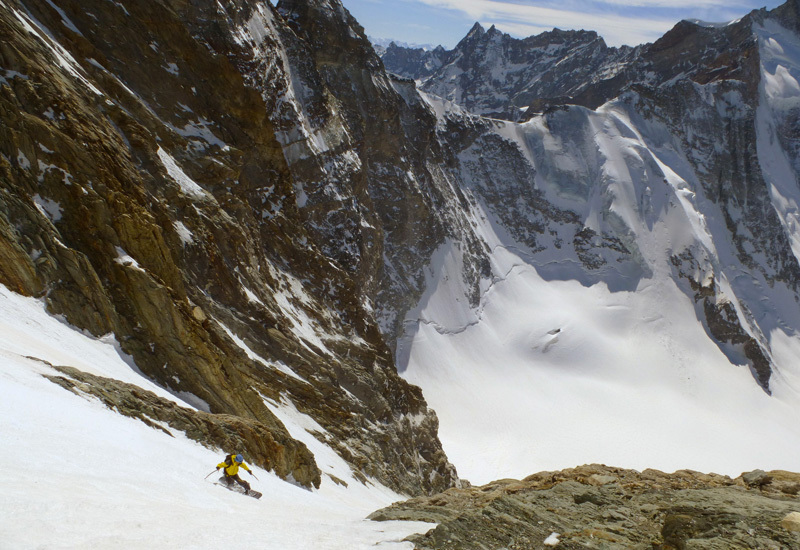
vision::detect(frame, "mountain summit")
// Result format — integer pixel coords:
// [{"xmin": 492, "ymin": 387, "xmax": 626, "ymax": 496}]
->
[{"xmin": 382, "ymin": 22, "xmax": 640, "ymax": 118}]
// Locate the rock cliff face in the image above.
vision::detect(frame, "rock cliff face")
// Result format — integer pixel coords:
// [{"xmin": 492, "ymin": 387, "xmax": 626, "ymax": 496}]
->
[{"xmin": 0, "ymin": 0, "xmax": 458, "ymax": 495}]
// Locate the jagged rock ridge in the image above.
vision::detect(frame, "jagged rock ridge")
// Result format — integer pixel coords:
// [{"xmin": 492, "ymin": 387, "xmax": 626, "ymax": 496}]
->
[{"xmin": 382, "ymin": 22, "xmax": 640, "ymax": 119}]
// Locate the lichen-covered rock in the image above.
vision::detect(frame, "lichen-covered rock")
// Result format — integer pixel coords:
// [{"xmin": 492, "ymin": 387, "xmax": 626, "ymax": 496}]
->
[{"xmin": 371, "ymin": 464, "xmax": 800, "ymax": 549}]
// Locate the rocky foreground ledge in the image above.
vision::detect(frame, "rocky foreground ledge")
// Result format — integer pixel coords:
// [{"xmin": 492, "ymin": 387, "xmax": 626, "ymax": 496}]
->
[{"xmin": 370, "ymin": 464, "xmax": 800, "ymax": 549}]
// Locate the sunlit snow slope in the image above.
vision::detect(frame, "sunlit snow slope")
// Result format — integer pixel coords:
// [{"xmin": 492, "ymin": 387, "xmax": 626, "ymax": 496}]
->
[
  {"xmin": 0, "ymin": 286, "xmax": 427, "ymax": 549},
  {"xmin": 401, "ymin": 240, "xmax": 800, "ymax": 484},
  {"xmin": 399, "ymin": 21, "xmax": 800, "ymax": 485}
]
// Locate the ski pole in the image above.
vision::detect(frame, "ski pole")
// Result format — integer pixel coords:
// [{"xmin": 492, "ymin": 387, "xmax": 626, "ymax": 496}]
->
[
  {"xmin": 204, "ymin": 470, "xmax": 218, "ymax": 480},
  {"xmin": 251, "ymin": 471, "xmax": 260, "ymax": 481}
]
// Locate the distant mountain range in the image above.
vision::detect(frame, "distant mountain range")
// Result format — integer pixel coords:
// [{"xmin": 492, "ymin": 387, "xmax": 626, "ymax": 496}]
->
[{"xmin": 368, "ymin": 35, "xmax": 437, "ymax": 55}]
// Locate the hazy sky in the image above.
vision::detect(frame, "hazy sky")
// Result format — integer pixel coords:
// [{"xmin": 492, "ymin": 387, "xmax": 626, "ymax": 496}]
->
[{"xmin": 340, "ymin": 0, "xmax": 785, "ymax": 48}]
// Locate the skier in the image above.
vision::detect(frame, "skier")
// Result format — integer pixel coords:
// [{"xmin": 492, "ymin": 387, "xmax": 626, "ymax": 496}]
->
[{"xmin": 216, "ymin": 453, "xmax": 255, "ymax": 494}]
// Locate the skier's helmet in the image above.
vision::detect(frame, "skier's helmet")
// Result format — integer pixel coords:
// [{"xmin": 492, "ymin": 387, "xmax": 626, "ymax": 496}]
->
[{"xmin": 235, "ymin": 454, "xmax": 244, "ymax": 463}]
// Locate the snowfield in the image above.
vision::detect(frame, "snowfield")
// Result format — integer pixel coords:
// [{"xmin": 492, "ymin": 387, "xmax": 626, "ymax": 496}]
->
[
  {"xmin": 0, "ymin": 286, "xmax": 428, "ymax": 549},
  {"xmin": 399, "ymin": 241, "xmax": 800, "ymax": 484}
]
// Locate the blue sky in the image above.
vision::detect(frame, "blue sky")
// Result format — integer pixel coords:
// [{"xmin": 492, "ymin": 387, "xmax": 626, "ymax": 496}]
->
[{"xmin": 340, "ymin": 0, "xmax": 785, "ymax": 48}]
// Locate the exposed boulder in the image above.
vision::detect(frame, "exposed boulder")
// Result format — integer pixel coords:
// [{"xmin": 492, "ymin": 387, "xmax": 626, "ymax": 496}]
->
[
  {"xmin": 742, "ymin": 469, "xmax": 773, "ymax": 489},
  {"xmin": 782, "ymin": 511, "xmax": 800, "ymax": 532}
]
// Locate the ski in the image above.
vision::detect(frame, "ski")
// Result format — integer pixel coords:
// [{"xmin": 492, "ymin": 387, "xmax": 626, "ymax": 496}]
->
[{"xmin": 214, "ymin": 478, "xmax": 262, "ymax": 499}]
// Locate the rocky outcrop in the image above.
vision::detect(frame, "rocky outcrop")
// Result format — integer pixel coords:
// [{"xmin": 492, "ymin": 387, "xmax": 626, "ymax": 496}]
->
[
  {"xmin": 43, "ymin": 363, "xmax": 321, "ymax": 488},
  {"xmin": 371, "ymin": 464, "xmax": 800, "ymax": 549}
]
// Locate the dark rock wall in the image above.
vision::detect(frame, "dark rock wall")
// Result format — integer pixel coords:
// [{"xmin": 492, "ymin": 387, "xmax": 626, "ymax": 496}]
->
[{"xmin": 0, "ymin": 0, "xmax": 457, "ymax": 495}]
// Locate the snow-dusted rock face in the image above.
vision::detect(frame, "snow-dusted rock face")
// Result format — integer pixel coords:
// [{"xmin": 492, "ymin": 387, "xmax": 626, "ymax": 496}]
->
[
  {"xmin": 0, "ymin": 0, "xmax": 458, "ymax": 496},
  {"xmin": 379, "ymin": 42, "xmax": 447, "ymax": 80},
  {"xmin": 393, "ymin": 1, "xmax": 800, "ymax": 485},
  {"xmin": 382, "ymin": 23, "xmax": 640, "ymax": 119},
  {"xmin": 266, "ymin": 0, "xmax": 493, "ymax": 345},
  {"xmin": 385, "ymin": 5, "xmax": 800, "ymax": 395}
]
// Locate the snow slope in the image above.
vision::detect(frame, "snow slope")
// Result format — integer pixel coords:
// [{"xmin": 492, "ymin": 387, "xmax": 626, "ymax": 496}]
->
[
  {"xmin": 400, "ymin": 239, "xmax": 800, "ymax": 484},
  {"xmin": 0, "ymin": 286, "xmax": 428, "ymax": 549}
]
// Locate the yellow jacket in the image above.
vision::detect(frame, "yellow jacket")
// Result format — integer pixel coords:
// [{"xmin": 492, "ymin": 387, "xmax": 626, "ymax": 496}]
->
[{"xmin": 217, "ymin": 455, "xmax": 252, "ymax": 476}]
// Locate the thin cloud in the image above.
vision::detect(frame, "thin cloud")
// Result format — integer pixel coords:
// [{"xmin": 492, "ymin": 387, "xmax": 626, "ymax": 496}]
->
[
  {"xmin": 588, "ymin": 0, "xmax": 751, "ymax": 7},
  {"xmin": 416, "ymin": 0, "xmax": 750, "ymax": 14},
  {"xmin": 415, "ymin": 0, "xmax": 681, "ymax": 45},
  {"xmin": 494, "ymin": 20, "xmax": 669, "ymax": 47}
]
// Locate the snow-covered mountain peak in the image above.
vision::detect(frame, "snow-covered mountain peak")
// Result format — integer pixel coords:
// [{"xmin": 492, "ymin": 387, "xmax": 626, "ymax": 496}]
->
[
  {"xmin": 684, "ymin": 18, "xmax": 740, "ymax": 28},
  {"xmin": 383, "ymin": 21, "xmax": 635, "ymax": 118},
  {"xmin": 464, "ymin": 21, "xmax": 486, "ymax": 39}
]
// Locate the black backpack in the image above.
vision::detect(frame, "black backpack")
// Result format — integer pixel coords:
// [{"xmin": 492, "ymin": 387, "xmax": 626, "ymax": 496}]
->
[{"xmin": 224, "ymin": 454, "xmax": 234, "ymax": 466}]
